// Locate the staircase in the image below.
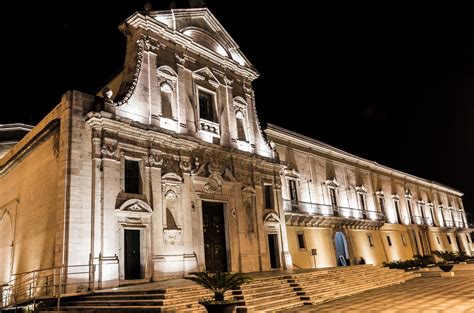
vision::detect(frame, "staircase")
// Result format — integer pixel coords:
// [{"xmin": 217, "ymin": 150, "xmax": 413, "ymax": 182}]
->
[
  {"xmin": 34, "ymin": 265, "xmax": 418, "ymax": 312},
  {"xmin": 37, "ymin": 285, "xmax": 215, "ymax": 312},
  {"xmin": 233, "ymin": 265, "xmax": 418, "ymax": 312}
]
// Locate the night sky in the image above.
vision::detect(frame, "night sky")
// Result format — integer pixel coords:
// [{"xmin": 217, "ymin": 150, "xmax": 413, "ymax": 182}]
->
[{"xmin": 2, "ymin": 1, "xmax": 473, "ymax": 217}]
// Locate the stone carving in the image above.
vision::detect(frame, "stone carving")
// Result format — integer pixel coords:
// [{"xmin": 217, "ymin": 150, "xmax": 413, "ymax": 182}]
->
[
  {"xmin": 101, "ymin": 145, "xmax": 117, "ymax": 157},
  {"xmin": 224, "ymin": 76, "xmax": 234, "ymax": 86},
  {"xmin": 163, "ymin": 229, "xmax": 182, "ymax": 245},
  {"xmin": 203, "ymin": 176, "xmax": 221, "ymax": 194},
  {"xmin": 208, "ymin": 161, "xmax": 224, "ymax": 175},
  {"xmin": 180, "ymin": 160, "xmax": 192, "ymax": 173},
  {"xmin": 175, "ymin": 53, "xmax": 186, "ymax": 65},
  {"xmin": 115, "ymin": 39, "xmax": 144, "ymax": 107},
  {"xmin": 243, "ymin": 85, "xmax": 253, "ymax": 95},
  {"xmin": 144, "ymin": 38, "xmax": 159, "ymax": 52},
  {"xmin": 116, "ymin": 199, "xmax": 153, "ymax": 218},
  {"xmin": 148, "ymin": 153, "xmax": 164, "ymax": 167},
  {"xmin": 162, "ymin": 156, "xmax": 181, "ymax": 175}
]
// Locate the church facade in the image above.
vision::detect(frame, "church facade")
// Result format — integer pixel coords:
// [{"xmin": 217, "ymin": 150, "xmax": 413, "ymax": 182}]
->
[{"xmin": 0, "ymin": 8, "xmax": 471, "ymax": 293}]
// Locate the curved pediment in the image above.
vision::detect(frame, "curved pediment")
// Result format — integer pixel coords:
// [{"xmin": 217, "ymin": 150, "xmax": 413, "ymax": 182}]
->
[
  {"xmin": 162, "ymin": 172, "xmax": 183, "ymax": 183},
  {"xmin": 182, "ymin": 27, "xmax": 229, "ymax": 57}
]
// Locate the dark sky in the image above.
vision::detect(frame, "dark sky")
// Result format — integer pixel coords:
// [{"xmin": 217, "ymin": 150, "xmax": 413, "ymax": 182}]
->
[{"xmin": 2, "ymin": 1, "xmax": 473, "ymax": 218}]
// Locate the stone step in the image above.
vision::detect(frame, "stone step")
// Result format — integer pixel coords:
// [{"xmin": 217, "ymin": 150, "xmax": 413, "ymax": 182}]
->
[
  {"xmin": 59, "ymin": 299, "xmax": 166, "ymax": 306},
  {"xmin": 38, "ymin": 305, "xmax": 162, "ymax": 312},
  {"xmin": 75, "ymin": 293, "xmax": 167, "ymax": 300}
]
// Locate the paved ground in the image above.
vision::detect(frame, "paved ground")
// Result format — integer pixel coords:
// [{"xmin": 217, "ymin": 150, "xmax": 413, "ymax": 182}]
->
[{"xmin": 282, "ymin": 270, "xmax": 474, "ymax": 312}]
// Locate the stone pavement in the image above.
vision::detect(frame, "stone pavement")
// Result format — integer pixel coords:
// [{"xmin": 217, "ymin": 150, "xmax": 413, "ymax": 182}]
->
[{"xmin": 282, "ymin": 270, "xmax": 474, "ymax": 312}]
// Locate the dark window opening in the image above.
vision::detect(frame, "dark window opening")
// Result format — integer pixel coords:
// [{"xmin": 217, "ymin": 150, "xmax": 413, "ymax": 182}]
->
[
  {"xmin": 359, "ymin": 193, "xmax": 366, "ymax": 211},
  {"xmin": 330, "ymin": 188, "xmax": 337, "ymax": 207},
  {"xmin": 199, "ymin": 90, "xmax": 216, "ymax": 122},
  {"xmin": 394, "ymin": 201, "xmax": 401, "ymax": 224},
  {"xmin": 379, "ymin": 197, "xmax": 385, "ymax": 215},
  {"xmin": 297, "ymin": 233, "xmax": 306, "ymax": 249},
  {"xmin": 125, "ymin": 160, "xmax": 141, "ymax": 194},
  {"xmin": 289, "ymin": 180, "xmax": 298, "ymax": 211},
  {"xmin": 407, "ymin": 200, "xmax": 414, "ymax": 223},
  {"xmin": 387, "ymin": 235, "xmax": 392, "ymax": 246},
  {"xmin": 368, "ymin": 234, "xmax": 374, "ymax": 247},
  {"xmin": 264, "ymin": 185, "xmax": 274, "ymax": 209},
  {"xmin": 436, "ymin": 236, "xmax": 440, "ymax": 244},
  {"xmin": 447, "ymin": 235, "xmax": 452, "ymax": 244},
  {"xmin": 401, "ymin": 234, "xmax": 407, "ymax": 246},
  {"xmin": 236, "ymin": 116, "xmax": 246, "ymax": 141}
]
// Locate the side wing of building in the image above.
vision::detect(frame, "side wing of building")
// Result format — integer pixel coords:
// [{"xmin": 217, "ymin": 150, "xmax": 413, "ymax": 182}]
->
[{"xmin": 266, "ymin": 124, "xmax": 472, "ymax": 268}]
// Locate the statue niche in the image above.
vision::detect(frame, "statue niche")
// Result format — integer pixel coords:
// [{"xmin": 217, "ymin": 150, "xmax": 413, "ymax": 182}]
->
[
  {"xmin": 164, "ymin": 190, "xmax": 180, "ymax": 230},
  {"xmin": 162, "ymin": 173, "xmax": 184, "ymax": 245}
]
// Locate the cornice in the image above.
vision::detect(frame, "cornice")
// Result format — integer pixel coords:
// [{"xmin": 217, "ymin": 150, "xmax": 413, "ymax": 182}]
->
[{"xmin": 266, "ymin": 124, "xmax": 463, "ymax": 197}]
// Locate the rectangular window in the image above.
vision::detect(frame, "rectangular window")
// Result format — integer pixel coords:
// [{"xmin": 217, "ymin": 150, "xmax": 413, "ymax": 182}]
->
[
  {"xmin": 430, "ymin": 206, "xmax": 436, "ymax": 226},
  {"xmin": 367, "ymin": 234, "xmax": 374, "ymax": 247},
  {"xmin": 387, "ymin": 235, "xmax": 392, "ymax": 247},
  {"xmin": 289, "ymin": 180, "xmax": 298, "ymax": 202},
  {"xmin": 466, "ymin": 235, "xmax": 470, "ymax": 243},
  {"xmin": 297, "ymin": 233, "xmax": 306, "ymax": 250},
  {"xmin": 329, "ymin": 188, "xmax": 338, "ymax": 207},
  {"xmin": 407, "ymin": 200, "xmax": 414, "ymax": 223},
  {"xmin": 264, "ymin": 185, "xmax": 274, "ymax": 209},
  {"xmin": 379, "ymin": 197, "xmax": 385, "ymax": 215},
  {"xmin": 394, "ymin": 201, "xmax": 401, "ymax": 224},
  {"xmin": 125, "ymin": 159, "xmax": 141, "ymax": 194},
  {"xmin": 198, "ymin": 90, "xmax": 216, "ymax": 122},
  {"xmin": 447, "ymin": 235, "xmax": 452, "ymax": 244},
  {"xmin": 401, "ymin": 234, "xmax": 407, "ymax": 247},
  {"xmin": 359, "ymin": 193, "xmax": 366, "ymax": 211},
  {"xmin": 436, "ymin": 236, "xmax": 440, "ymax": 244}
]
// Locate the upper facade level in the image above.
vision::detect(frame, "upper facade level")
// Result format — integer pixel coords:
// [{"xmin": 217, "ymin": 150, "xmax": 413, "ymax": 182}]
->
[
  {"xmin": 99, "ymin": 8, "xmax": 272, "ymax": 158},
  {"xmin": 0, "ymin": 124, "xmax": 33, "ymax": 159},
  {"xmin": 266, "ymin": 124, "xmax": 469, "ymax": 230}
]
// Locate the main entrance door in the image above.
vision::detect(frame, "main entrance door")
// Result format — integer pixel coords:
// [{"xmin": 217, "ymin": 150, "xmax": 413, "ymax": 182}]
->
[
  {"xmin": 202, "ymin": 201, "xmax": 227, "ymax": 272},
  {"xmin": 124, "ymin": 229, "xmax": 141, "ymax": 279}
]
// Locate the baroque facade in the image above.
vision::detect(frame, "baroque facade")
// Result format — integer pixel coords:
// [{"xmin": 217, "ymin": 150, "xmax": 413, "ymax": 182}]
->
[{"xmin": 0, "ymin": 8, "xmax": 472, "ymax": 291}]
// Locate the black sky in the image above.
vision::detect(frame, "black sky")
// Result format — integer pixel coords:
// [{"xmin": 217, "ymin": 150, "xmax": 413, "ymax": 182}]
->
[{"xmin": 2, "ymin": 1, "xmax": 473, "ymax": 217}]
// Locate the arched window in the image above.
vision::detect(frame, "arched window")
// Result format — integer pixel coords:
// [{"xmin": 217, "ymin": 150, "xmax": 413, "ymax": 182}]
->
[
  {"xmin": 235, "ymin": 110, "xmax": 247, "ymax": 141},
  {"xmin": 160, "ymin": 82, "xmax": 173, "ymax": 119},
  {"xmin": 157, "ymin": 66, "xmax": 178, "ymax": 121}
]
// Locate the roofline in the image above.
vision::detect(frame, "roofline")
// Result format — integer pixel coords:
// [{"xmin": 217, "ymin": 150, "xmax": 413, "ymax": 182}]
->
[
  {"xmin": 265, "ymin": 123, "xmax": 464, "ymax": 197},
  {"xmin": 121, "ymin": 10, "xmax": 259, "ymax": 80},
  {"xmin": 0, "ymin": 123, "xmax": 34, "ymax": 132}
]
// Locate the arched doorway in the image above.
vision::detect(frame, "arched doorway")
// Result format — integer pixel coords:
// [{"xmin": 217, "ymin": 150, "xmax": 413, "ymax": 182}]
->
[
  {"xmin": 0, "ymin": 211, "xmax": 13, "ymax": 284},
  {"xmin": 335, "ymin": 231, "xmax": 349, "ymax": 266}
]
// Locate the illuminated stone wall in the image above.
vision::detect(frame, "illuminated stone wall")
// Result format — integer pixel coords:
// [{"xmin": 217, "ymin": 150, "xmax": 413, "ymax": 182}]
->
[
  {"xmin": 266, "ymin": 124, "xmax": 472, "ymax": 267},
  {"xmin": 0, "ymin": 102, "xmax": 67, "ymax": 284}
]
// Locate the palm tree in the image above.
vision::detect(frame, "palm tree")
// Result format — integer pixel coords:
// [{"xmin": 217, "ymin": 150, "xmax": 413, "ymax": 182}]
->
[{"xmin": 185, "ymin": 271, "xmax": 252, "ymax": 302}]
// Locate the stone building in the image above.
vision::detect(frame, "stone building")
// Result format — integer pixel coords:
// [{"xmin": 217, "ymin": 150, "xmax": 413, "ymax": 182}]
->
[{"xmin": 0, "ymin": 8, "xmax": 471, "ymax": 292}]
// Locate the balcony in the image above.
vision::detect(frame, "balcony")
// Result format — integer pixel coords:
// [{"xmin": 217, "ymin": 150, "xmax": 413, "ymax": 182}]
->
[
  {"xmin": 409, "ymin": 215, "xmax": 433, "ymax": 226},
  {"xmin": 283, "ymin": 200, "xmax": 385, "ymax": 230}
]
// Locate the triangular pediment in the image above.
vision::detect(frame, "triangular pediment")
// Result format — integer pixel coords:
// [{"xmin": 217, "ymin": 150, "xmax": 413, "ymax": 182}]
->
[
  {"xmin": 151, "ymin": 8, "xmax": 254, "ymax": 70},
  {"xmin": 193, "ymin": 67, "xmax": 221, "ymax": 86}
]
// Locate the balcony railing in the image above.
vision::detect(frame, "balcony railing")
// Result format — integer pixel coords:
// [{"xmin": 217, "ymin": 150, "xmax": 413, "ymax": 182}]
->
[
  {"xmin": 283, "ymin": 199, "xmax": 385, "ymax": 221},
  {"xmin": 409, "ymin": 215, "xmax": 433, "ymax": 226}
]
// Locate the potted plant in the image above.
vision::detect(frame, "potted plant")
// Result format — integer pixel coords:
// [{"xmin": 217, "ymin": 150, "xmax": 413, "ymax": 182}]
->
[
  {"xmin": 433, "ymin": 250, "xmax": 455, "ymax": 272},
  {"xmin": 184, "ymin": 271, "xmax": 252, "ymax": 313}
]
